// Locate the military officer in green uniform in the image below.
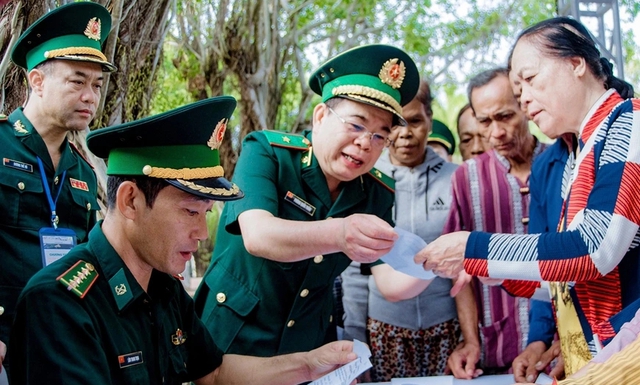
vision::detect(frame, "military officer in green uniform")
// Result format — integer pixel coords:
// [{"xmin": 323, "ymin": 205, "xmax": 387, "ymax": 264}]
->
[
  {"xmin": 9, "ymin": 96, "xmax": 359, "ymax": 384},
  {"xmin": 194, "ymin": 44, "xmax": 420, "ymax": 356},
  {"xmin": 0, "ymin": 2, "xmax": 116, "ymax": 374}
]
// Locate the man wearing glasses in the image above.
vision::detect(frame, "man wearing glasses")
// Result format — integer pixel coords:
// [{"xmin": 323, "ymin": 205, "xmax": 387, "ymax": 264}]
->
[{"xmin": 194, "ymin": 44, "xmax": 419, "ymax": 357}]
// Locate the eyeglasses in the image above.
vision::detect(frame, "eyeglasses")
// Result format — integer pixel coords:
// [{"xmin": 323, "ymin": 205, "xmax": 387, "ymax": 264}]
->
[{"xmin": 328, "ymin": 107, "xmax": 392, "ymax": 149}]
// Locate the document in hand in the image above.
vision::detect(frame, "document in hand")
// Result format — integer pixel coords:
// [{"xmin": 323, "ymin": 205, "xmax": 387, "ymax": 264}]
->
[
  {"xmin": 308, "ymin": 339, "xmax": 372, "ymax": 385},
  {"xmin": 381, "ymin": 227, "xmax": 436, "ymax": 280}
]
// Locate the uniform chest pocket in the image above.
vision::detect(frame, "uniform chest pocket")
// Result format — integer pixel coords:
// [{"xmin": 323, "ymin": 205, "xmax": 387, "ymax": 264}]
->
[
  {"xmin": 167, "ymin": 343, "xmax": 189, "ymax": 380},
  {"xmin": 64, "ymin": 185, "xmax": 99, "ymax": 239},
  {"xmin": 200, "ymin": 264, "xmax": 259, "ymax": 352},
  {"xmin": 118, "ymin": 363, "xmax": 149, "ymax": 384},
  {"xmin": 0, "ymin": 171, "xmax": 44, "ymax": 228}
]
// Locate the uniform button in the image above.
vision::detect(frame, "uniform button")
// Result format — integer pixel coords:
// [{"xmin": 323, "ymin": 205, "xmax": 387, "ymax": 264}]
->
[
  {"xmin": 54, "ymin": 176, "xmax": 59, "ymax": 185},
  {"xmin": 0, "ymin": 306, "xmax": 4, "ymax": 316},
  {"xmin": 86, "ymin": 202, "xmax": 92, "ymax": 210},
  {"xmin": 300, "ymin": 289, "xmax": 309, "ymax": 298},
  {"xmin": 287, "ymin": 320, "xmax": 295, "ymax": 327},
  {"xmin": 521, "ymin": 217, "xmax": 530, "ymax": 225},
  {"xmin": 313, "ymin": 255, "xmax": 323, "ymax": 264},
  {"xmin": 17, "ymin": 182, "xmax": 25, "ymax": 190},
  {"xmin": 216, "ymin": 293, "xmax": 226, "ymax": 303}
]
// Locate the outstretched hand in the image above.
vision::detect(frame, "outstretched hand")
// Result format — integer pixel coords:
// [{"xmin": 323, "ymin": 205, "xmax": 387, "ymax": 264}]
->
[{"xmin": 414, "ymin": 231, "xmax": 470, "ymax": 278}]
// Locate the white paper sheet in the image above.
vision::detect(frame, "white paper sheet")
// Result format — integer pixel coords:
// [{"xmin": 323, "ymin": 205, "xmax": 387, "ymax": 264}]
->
[
  {"xmin": 381, "ymin": 227, "xmax": 436, "ymax": 280},
  {"xmin": 308, "ymin": 339, "xmax": 372, "ymax": 385}
]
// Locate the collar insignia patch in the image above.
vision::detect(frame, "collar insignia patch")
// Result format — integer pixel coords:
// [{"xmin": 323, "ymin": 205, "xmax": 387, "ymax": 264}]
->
[{"xmin": 13, "ymin": 120, "xmax": 28, "ymax": 134}]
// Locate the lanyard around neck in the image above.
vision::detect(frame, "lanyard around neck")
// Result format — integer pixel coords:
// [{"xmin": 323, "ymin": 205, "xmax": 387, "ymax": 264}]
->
[{"xmin": 37, "ymin": 157, "xmax": 67, "ymax": 229}]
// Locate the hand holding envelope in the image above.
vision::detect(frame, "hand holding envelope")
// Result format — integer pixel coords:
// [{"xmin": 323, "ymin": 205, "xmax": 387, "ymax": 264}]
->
[{"xmin": 380, "ymin": 227, "xmax": 436, "ymax": 280}]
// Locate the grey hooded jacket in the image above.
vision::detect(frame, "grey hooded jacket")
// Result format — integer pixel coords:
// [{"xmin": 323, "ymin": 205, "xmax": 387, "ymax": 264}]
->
[{"xmin": 368, "ymin": 147, "xmax": 459, "ymax": 330}]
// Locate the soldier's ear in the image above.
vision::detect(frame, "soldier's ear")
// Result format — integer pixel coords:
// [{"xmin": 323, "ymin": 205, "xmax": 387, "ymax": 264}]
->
[
  {"xmin": 312, "ymin": 103, "xmax": 329, "ymax": 130},
  {"xmin": 116, "ymin": 181, "xmax": 143, "ymax": 220},
  {"xmin": 27, "ymin": 69, "xmax": 46, "ymax": 96}
]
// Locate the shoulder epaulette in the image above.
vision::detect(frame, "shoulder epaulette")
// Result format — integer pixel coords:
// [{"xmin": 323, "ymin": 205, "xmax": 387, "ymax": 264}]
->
[
  {"xmin": 69, "ymin": 141, "xmax": 95, "ymax": 169},
  {"xmin": 263, "ymin": 130, "xmax": 311, "ymax": 150},
  {"xmin": 57, "ymin": 260, "xmax": 99, "ymax": 299},
  {"xmin": 367, "ymin": 167, "xmax": 395, "ymax": 193},
  {"xmin": 0, "ymin": 114, "xmax": 7, "ymax": 122}
]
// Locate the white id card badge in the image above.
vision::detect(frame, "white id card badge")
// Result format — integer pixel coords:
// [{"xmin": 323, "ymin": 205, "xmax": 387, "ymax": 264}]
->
[{"xmin": 39, "ymin": 227, "xmax": 77, "ymax": 267}]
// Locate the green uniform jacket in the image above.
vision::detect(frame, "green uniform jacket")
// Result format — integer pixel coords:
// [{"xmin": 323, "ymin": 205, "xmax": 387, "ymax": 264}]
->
[
  {"xmin": 194, "ymin": 129, "xmax": 394, "ymax": 356},
  {"xmin": 9, "ymin": 223, "xmax": 223, "ymax": 384},
  {"xmin": 0, "ymin": 108, "xmax": 98, "ymax": 346}
]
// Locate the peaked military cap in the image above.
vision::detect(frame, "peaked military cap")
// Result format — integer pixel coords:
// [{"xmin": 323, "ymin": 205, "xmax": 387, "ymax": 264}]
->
[
  {"xmin": 86, "ymin": 96, "xmax": 243, "ymax": 201},
  {"xmin": 11, "ymin": 2, "xmax": 117, "ymax": 72},
  {"xmin": 429, "ymin": 119, "xmax": 456, "ymax": 155},
  {"xmin": 309, "ymin": 44, "xmax": 420, "ymax": 126}
]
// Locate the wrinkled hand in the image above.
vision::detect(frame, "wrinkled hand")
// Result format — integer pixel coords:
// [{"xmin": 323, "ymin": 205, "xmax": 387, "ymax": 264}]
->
[
  {"xmin": 546, "ymin": 342, "xmax": 564, "ymax": 380},
  {"xmin": 305, "ymin": 340, "xmax": 357, "ymax": 381},
  {"xmin": 447, "ymin": 341, "xmax": 482, "ymax": 380},
  {"xmin": 414, "ymin": 232, "xmax": 470, "ymax": 278},
  {"xmin": 513, "ymin": 341, "xmax": 547, "ymax": 383},
  {"xmin": 340, "ymin": 214, "xmax": 397, "ymax": 263},
  {"xmin": 513, "ymin": 340, "xmax": 563, "ymax": 383}
]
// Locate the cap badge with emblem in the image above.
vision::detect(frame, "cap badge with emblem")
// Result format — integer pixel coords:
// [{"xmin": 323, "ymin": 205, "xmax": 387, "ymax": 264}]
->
[
  {"xmin": 207, "ymin": 119, "xmax": 228, "ymax": 150},
  {"xmin": 84, "ymin": 17, "xmax": 101, "ymax": 40},
  {"xmin": 379, "ymin": 58, "xmax": 406, "ymax": 89}
]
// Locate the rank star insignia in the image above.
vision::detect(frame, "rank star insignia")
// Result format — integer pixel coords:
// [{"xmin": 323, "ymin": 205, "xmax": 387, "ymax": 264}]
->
[
  {"xmin": 172, "ymin": 329, "xmax": 187, "ymax": 345},
  {"xmin": 13, "ymin": 120, "xmax": 28, "ymax": 134},
  {"xmin": 378, "ymin": 58, "xmax": 406, "ymax": 89},
  {"xmin": 84, "ymin": 17, "xmax": 101, "ymax": 41},
  {"xmin": 57, "ymin": 260, "xmax": 99, "ymax": 299},
  {"xmin": 375, "ymin": 170, "xmax": 382, "ymax": 178},
  {"xmin": 207, "ymin": 118, "xmax": 228, "ymax": 150},
  {"xmin": 282, "ymin": 136, "xmax": 291, "ymax": 143}
]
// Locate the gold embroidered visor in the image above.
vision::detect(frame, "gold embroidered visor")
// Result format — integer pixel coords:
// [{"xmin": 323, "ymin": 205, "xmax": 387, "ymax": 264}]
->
[
  {"xmin": 86, "ymin": 96, "xmax": 243, "ymax": 201},
  {"xmin": 309, "ymin": 44, "xmax": 420, "ymax": 126},
  {"xmin": 11, "ymin": 2, "xmax": 116, "ymax": 72}
]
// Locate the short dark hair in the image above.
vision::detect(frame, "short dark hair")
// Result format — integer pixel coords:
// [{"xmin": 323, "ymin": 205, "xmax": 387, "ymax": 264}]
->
[
  {"xmin": 106, "ymin": 176, "xmax": 169, "ymax": 209},
  {"xmin": 467, "ymin": 67, "xmax": 509, "ymax": 111},
  {"xmin": 324, "ymin": 97, "xmax": 344, "ymax": 109},
  {"xmin": 508, "ymin": 17, "xmax": 634, "ymax": 98},
  {"xmin": 34, "ymin": 60, "xmax": 55, "ymax": 74},
  {"xmin": 456, "ymin": 103, "xmax": 472, "ymax": 133},
  {"xmin": 413, "ymin": 79, "xmax": 433, "ymax": 118}
]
